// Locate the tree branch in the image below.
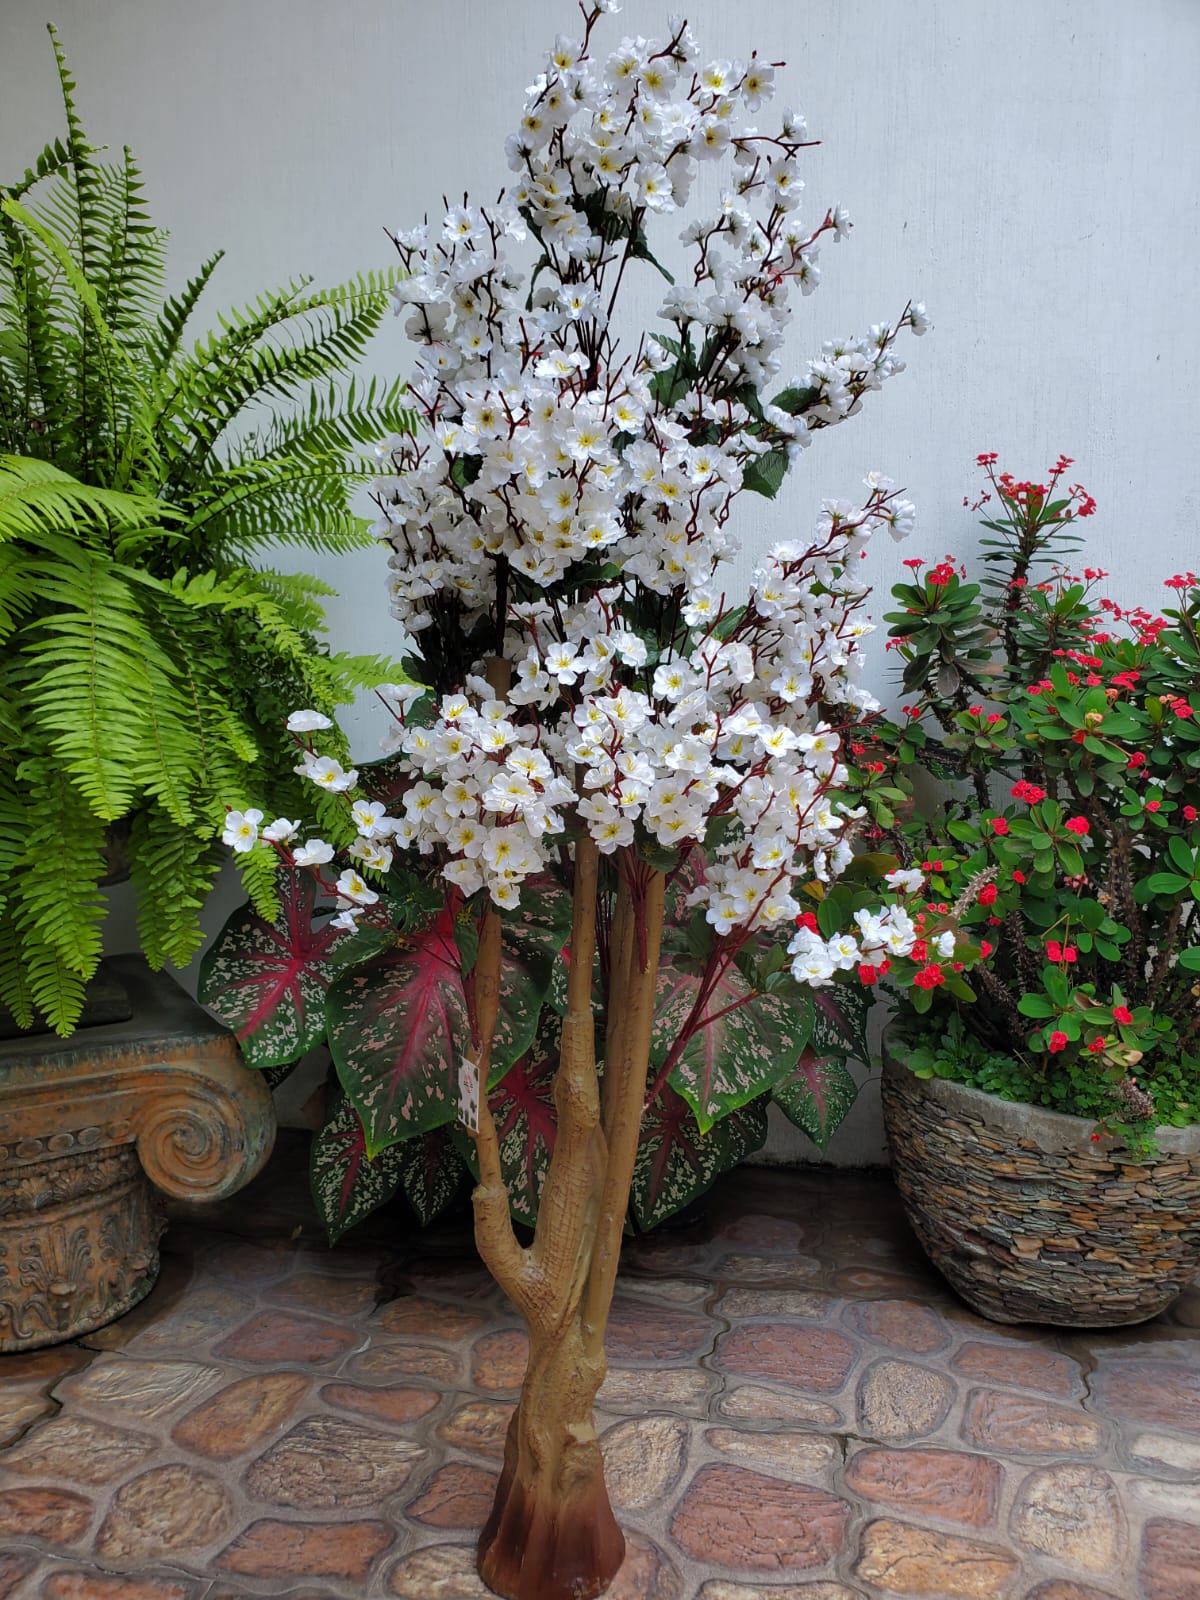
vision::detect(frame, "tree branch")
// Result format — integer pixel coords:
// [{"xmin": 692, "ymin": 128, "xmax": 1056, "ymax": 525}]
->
[{"xmin": 581, "ymin": 863, "xmax": 665, "ymax": 1359}]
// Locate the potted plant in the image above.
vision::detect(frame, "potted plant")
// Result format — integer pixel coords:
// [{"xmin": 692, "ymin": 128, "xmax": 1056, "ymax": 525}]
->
[
  {"xmin": 0, "ymin": 30, "xmax": 412, "ymax": 1350},
  {"xmin": 840, "ymin": 455, "xmax": 1200, "ymax": 1326},
  {"xmin": 202, "ymin": 8, "xmax": 924, "ymax": 1596}
]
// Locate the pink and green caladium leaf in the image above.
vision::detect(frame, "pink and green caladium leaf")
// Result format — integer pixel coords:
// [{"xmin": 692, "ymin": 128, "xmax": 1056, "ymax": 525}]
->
[
  {"xmin": 395, "ymin": 1128, "xmax": 467, "ymax": 1225},
  {"xmin": 651, "ymin": 946, "xmax": 812, "ymax": 1133},
  {"xmin": 329, "ymin": 903, "xmax": 550, "ymax": 1156},
  {"xmin": 198, "ymin": 870, "xmax": 389, "ymax": 1071},
  {"xmin": 630, "ymin": 1083, "xmax": 768, "ymax": 1230},
  {"xmin": 772, "ymin": 1049, "xmax": 859, "ymax": 1151},
  {"xmin": 309, "ymin": 1091, "xmax": 406, "ymax": 1244},
  {"xmin": 812, "ymin": 983, "xmax": 874, "ymax": 1065},
  {"xmin": 771, "ymin": 986, "xmax": 871, "ymax": 1150},
  {"xmin": 454, "ymin": 1010, "xmax": 562, "ymax": 1228}
]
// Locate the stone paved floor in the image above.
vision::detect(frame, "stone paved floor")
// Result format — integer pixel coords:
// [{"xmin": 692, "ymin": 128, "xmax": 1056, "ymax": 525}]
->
[{"xmin": 2, "ymin": 1136, "xmax": 1199, "ymax": 1600}]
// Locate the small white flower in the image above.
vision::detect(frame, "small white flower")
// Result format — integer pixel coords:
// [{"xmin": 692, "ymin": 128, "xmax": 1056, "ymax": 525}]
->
[
  {"xmin": 297, "ymin": 755, "xmax": 358, "ymax": 792},
  {"xmin": 293, "ymin": 839, "xmax": 335, "ymax": 867},
  {"xmin": 884, "ymin": 867, "xmax": 925, "ymax": 894},
  {"xmin": 351, "ymin": 799, "xmax": 393, "ymax": 838},
  {"xmin": 222, "ymin": 809, "xmax": 262, "ymax": 853},
  {"xmin": 286, "ymin": 710, "xmax": 333, "ymax": 733},
  {"xmin": 261, "ymin": 817, "xmax": 300, "ymax": 844},
  {"xmin": 335, "ymin": 869, "xmax": 380, "ymax": 907}
]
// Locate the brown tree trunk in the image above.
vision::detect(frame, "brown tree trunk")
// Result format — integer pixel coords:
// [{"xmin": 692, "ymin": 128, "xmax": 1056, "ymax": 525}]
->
[
  {"xmin": 477, "ymin": 1318, "xmax": 620, "ymax": 1600},
  {"xmin": 468, "ymin": 822, "xmax": 665, "ymax": 1600}
]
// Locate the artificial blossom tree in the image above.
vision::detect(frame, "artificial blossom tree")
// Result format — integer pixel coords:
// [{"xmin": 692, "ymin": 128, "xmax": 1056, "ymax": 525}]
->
[{"xmin": 217, "ymin": 9, "xmax": 926, "ymax": 1597}]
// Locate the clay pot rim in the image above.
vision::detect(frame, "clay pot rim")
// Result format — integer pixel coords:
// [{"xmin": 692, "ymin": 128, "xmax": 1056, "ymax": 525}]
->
[{"xmin": 882, "ymin": 1030, "xmax": 1200, "ymax": 1159}]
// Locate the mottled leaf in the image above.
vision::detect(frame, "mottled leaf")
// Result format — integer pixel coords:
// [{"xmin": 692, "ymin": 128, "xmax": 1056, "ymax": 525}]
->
[
  {"xmin": 396, "ymin": 1128, "xmax": 466, "ymax": 1224},
  {"xmin": 630, "ymin": 1085, "xmax": 768, "ymax": 1230},
  {"xmin": 812, "ymin": 983, "xmax": 874, "ymax": 1065},
  {"xmin": 502, "ymin": 871, "xmax": 574, "ymax": 994},
  {"xmin": 773, "ymin": 1050, "xmax": 859, "ymax": 1150},
  {"xmin": 309, "ymin": 1092, "xmax": 405, "ymax": 1243},
  {"xmin": 653, "ymin": 948, "xmax": 808, "ymax": 1133},
  {"xmin": 329, "ymin": 904, "xmax": 548, "ymax": 1155},
  {"xmin": 198, "ymin": 871, "xmax": 388, "ymax": 1071}
]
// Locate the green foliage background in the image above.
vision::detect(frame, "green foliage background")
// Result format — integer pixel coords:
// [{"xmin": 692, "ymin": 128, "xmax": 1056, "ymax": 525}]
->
[{"xmin": 0, "ymin": 28, "xmax": 412, "ymax": 1033}]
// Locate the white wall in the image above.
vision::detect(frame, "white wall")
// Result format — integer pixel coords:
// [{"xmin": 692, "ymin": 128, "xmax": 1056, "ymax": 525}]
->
[{"xmin": 4, "ymin": 0, "xmax": 1199, "ymax": 1162}]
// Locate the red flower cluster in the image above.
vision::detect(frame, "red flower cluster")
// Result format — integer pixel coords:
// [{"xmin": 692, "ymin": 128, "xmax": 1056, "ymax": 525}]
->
[
  {"xmin": 1011, "ymin": 781, "xmax": 1046, "ymax": 804},
  {"xmin": 1046, "ymin": 941, "xmax": 1077, "ymax": 963},
  {"xmin": 912, "ymin": 962, "xmax": 945, "ymax": 990},
  {"xmin": 1112, "ymin": 1005, "xmax": 1133, "ymax": 1025},
  {"xmin": 1064, "ymin": 816, "xmax": 1090, "ymax": 836}
]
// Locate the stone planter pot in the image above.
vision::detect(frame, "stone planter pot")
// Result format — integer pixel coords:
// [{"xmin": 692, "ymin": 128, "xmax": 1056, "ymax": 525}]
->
[
  {"xmin": 0, "ymin": 954, "xmax": 274, "ymax": 1351},
  {"xmin": 881, "ymin": 1042, "xmax": 1200, "ymax": 1327}
]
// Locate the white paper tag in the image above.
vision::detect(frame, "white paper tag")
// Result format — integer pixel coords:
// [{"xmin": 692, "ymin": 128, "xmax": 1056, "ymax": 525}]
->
[{"xmin": 458, "ymin": 1056, "xmax": 481, "ymax": 1134}]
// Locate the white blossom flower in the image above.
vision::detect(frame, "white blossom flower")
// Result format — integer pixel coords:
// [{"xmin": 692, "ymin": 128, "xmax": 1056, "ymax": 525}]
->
[
  {"xmin": 261, "ymin": 817, "xmax": 299, "ymax": 844},
  {"xmin": 335, "ymin": 869, "xmax": 380, "ymax": 907},
  {"xmin": 285, "ymin": 709, "xmax": 333, "ymax": 733},
  {"xmin": 222, "ymin": 809, "xmax": 262, "ymax": 853},
  {"xmin": 296, "ymin": 755, "xmax": 358, "ymax": 792},
  {"xmin": 293, "ymin": 839, "xmax": 336, "ymax": 868}
]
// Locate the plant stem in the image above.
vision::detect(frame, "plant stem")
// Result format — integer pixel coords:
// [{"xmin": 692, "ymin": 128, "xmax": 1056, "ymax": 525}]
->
[{"xmin": 581, "ymin": 862, "xmax": 665, "ymax": 1359}]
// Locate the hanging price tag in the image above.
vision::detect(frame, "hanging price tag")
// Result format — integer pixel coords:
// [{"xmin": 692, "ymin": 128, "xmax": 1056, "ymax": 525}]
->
[{"xmin": 458, "ymin": 1056, "xmax": 481, "ymax": 1134}]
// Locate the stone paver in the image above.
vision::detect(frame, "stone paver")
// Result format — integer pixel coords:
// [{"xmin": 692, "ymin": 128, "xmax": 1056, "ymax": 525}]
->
[{"xmin": 0, "ymin": 1140, "xmax": 1194, "ymax": 1600}]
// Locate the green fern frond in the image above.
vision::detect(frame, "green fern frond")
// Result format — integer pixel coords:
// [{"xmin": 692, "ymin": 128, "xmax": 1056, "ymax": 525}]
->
[
  {"xmin": 237, "ymin": 375, "xmax": 415, "ymax": 465},
  {"xmin": 184, "ymin": 456, "xmax": 379, "ymax": 554},
  {"xmin": 235, "ymin": 842, "xmax": 282, "ymax": 923},
  {"xmin": 148, "ymin": 249, "xmax": 224, "ymax": 374},
  {"xmin": 127, "ymin": 806, "xmax": 222, "ymax": 970},
  {"xmin": 23, "ymin": 548, "xmax": 155, "ymax": 818},
  {"xmin": 129, "ymin": 646, "xmax": 197, "ymax": 829},
  {"xmin": 9, "ymin": 762, "xmax": 108, "ymax": 976},
  {"xmin": 0, "ymin": 767, "xmax": 27, "ymax": 922},
  {"xmin": 17, "ymin": 934, "xmax": 86, "ymax": 1036},
  {"xmin": 0, "ymin": 911, "xmax": 36, "ymax": 1028},
  {"xmin": 0, "ymin": 454, "xmax": 161, "ymax": 546}
]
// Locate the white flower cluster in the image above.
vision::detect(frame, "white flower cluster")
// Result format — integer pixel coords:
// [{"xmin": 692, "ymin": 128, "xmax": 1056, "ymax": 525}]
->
[
  {"xmin": 356, "ymin": 485, "xmax": 905, "ymax": 926},
  {"xmin": 375, "ymin": 8, "xmax": 924, "ymax": 628},
  {"xmin": 228, "ymin": 8, "xmax": 929, "ymax": 983}
]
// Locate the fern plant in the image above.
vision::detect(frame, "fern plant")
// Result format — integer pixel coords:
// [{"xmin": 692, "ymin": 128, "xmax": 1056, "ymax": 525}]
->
[{"xmin": 0, "ymin": 27, "xmax": 412, "ymax": 1034}]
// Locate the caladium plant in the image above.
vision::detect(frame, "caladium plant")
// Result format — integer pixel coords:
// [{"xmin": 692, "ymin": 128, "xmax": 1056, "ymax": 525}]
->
[{"xmin": 201, "ymin": 849, "xmax": 870, "ymax": 1243}]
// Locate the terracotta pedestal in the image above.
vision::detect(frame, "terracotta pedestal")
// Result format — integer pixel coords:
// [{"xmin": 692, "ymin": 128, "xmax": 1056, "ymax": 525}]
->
[{"xmin": 0, "ymin": 955, "xmax": 274, "ymax": 1351}]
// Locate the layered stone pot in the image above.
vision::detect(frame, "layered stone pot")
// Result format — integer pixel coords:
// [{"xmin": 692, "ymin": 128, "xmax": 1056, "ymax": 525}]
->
[
  {"xmin": 0, "ymin": 954, "xmax": 274, "ymax": 1351},
  {"xmin": 881, "ymin": 1043, "xmax": 1200, "ymax": 1327}
]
